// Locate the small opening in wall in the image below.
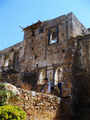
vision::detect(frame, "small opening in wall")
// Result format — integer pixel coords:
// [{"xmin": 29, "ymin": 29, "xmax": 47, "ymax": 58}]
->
[
  {"xmin": 48, "ymin": 26, "xmax": 58, "ymax": 45},
  {"xmin": 49, "ymin": 31, "xmax": 57, "ymax": 44},
  {"xmin": 79, "ymin": 52, "xmax": 82, "ymax": 56},
  {"xmin": 32, "ymin": 30, "xmax": 35, "ymax": 36},
  {"xmin": 62, "ymin": 33, "xmax": 64, "ymax": 37},
  {"xmin": 11, "ymin": 48, "xmax": 14, "ymax": 52},
  {"xmin": 36, "ymin": 64, "xmax": 38, "ymax": 68},
  {"xmin": 39, "ymin": 27, "xmax": 44, "ymax": 34},
  {"xmin": 35, "ymin": 55, "xmax": 38, "ymax": 59},
  {"xmin": 62, "ymin": 49, "xmax": 65, "ymax": 53}
]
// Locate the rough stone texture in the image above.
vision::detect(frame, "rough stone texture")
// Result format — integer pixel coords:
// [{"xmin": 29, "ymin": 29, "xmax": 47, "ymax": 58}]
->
[
  {"xmin": 24, "ymin": 12, "xmax": 86, "ymax": 72},
  {"xmin": 0, "ymin": 82, "xmax": 72, "ymax": 120},
  {"xmin": 0, "ymin": 41, "xmax": 24, "ymax": 73},
  {"xmin": 9, "ymin": 88, "xmax": 61, "ymax": 120},
  {"xmin": 72, "ymin": 71, "xmax": 90, "ymax": 120},
  {"xmin": 0, "ymin": 12, "xmax": 90, "ymax": 120},
  {"xmin": 0, "ymin": 12, "xmax": 89, "ymax": 98},
  {"xmin": 70, "ymin": 35, "xmax": 90, "ymax": 120},
  {"xmin": 0, "ymin": 82, "xmax": 20, "ymax": 95},
  {"xmin": 22, "ymin": 12, "xmax": 87, "ymax": 97}
]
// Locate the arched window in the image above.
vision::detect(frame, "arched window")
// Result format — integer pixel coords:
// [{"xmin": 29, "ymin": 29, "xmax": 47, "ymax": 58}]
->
[
  {"xmin": 4, "ymin": 59, "xmax": 9, "ymax": 67},
  {"xmin": 54, "ymin": 67, "xmax": 63, "ymax": 85},
  {"xmin": 4, "ymin": 55, "xmax": 9, "ymax": 67},
  {"xmin": 38, "ymin": 69, "xmax": 46, "ymax": 85}
]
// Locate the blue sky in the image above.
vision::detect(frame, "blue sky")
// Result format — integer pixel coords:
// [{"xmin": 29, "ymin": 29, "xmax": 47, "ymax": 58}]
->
[{"xmin": 0, "ymin": 0, "xmax": 90, "ymax": 50}]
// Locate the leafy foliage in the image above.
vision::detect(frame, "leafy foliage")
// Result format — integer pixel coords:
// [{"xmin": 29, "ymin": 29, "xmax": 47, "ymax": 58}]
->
[
  {"xmin": 0, "ymin": 90, "xmax": 10, "ymax": 105},
  {"xmin": 0, "ymin": 105, "xmax": 26, "ymax": 120},
  {"xmin": 0, "ymin": 83, "xmax": 19, "ymax": 105}
]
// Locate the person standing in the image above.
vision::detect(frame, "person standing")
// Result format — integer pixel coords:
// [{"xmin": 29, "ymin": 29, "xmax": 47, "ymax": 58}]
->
[{"xmin": 58, "ymin": 82, "xmax": 63, "ymax": 97}]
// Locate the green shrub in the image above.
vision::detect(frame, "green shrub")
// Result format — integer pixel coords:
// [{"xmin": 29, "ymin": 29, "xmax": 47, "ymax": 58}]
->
[
  {"xmin": 0, "ymin": 105, "xmax": 26, "ymax": 120},
  {"xmin": 0, "ymin": 89, "xmax": 16, "ymax": 106},
  {"xmin": 0, "ymin": 83, "xmax": 19, "ymax": 105},
  {"xmin": 0, "ymin": 90, "xmax": 10, "ymax": 105}
]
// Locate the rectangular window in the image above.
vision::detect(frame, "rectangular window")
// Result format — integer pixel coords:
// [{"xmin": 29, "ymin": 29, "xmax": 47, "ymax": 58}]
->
[
  {"xmin": 39, "ymin": 27, "xmax": 44, "ymax": 34},
  {"xmin": 48, "ymin": 26, "xmax": 58, "ymax": 45},
  {"xmin": 32, "ymin": 30, "xmax": 35, "ymax": 36}
]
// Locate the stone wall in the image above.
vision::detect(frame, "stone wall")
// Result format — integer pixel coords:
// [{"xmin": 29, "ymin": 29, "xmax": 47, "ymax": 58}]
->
[
  {"xmin": 9, "ymin": 88, "xmax": 61, "ymax": 120},
  {"xmin": 0, "ymin": 41, "xmax": 24, "ymax": 73},
  {"xmin": 71, "ymin": 34, "xmax": 90, "ymax": 72},
  {"xmin": 0, "ymin": 41, "xmax": 25, "ymax": 88},
  {"xmin": 71, "ymin": 35, "xmax": 90, "ymax": 120},
  {"xmin": 0, "ymin": 12, "xmax": 90, "ymax": 98},
  {"xmin": 0, "ymin": 12, "xmax": 90, "ymax": 120},
  {"xmin": 23, "ymin": 12, "xmax": 87, "ymax": 97},
  {"xmin": 72, "ymin": 71, "xmax": 90, "ymax": 120},
  {"xmin": 71, "ymin": 13, "xmax": 87, "ymax": 37},
  {"xmin": 0, "ymin": 83, "xmax": 72, "ymax": 120},
  {"xmin": 24, "ymin": 12, "xmax": 86, "ymax": 72}
]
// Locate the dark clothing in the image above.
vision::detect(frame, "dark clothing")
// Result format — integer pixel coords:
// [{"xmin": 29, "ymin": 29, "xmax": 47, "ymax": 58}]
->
[{"xmin": 58, "ymin": 82, "xmax": 62, "ymax": 96}]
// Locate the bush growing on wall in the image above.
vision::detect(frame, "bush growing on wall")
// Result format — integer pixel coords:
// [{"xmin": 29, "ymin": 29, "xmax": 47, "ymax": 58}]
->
[
  {"xmin": 0, "ymin": 105, "xmax": 26, "ymax": 120},
  {"xmin": 0, "ymin": 90, "xmax": 10, "ymax": 105},
  {"xmin": 0, "ymin": 83, "xmax": 19, "ymax": 105}
]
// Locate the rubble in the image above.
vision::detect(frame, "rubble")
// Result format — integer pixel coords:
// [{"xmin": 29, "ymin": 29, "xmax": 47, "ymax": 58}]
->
[{"xmin": 8, "ymin": 87, "xmax": 61, "ymax": 120}]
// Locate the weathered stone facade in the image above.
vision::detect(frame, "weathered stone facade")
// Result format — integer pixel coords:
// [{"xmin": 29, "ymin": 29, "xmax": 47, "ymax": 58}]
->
[
  {"xmin": 0, "ymin": 41, "xmax": 24, "ymax": 72},
  {"xmin": 0, "ymin": 12, "xmax": 90, "ymax": 99}
]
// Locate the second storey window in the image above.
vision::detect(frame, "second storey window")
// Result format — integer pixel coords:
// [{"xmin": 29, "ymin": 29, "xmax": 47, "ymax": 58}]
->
[{"xmin": 48, "ymin": 26, "xmax": 58, "ymax": 45}]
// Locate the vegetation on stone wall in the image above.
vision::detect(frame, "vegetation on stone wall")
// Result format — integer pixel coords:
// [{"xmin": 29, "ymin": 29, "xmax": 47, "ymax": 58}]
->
[
  {"xmin": 0, "ymin": 83, "xmax": 19, "ymax": 105},
  {"xmin": 0, "ymin": 73, "xmax": 2, "ymax": 81},
  {"xmin": 0, "ymin": 105, "xmax": 26, "ymax": 120},
  {"xmin": 0, "ymin": 83, "xmax": 27, "ymax": 120}
]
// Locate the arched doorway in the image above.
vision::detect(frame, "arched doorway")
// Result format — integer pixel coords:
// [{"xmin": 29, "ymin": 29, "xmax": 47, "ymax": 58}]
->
[
  {"xmin": 54, "ymin": 67, "xmax": 64, "ymax": 96},
  {"xmin": 54, "ymin": 67, "xmax": 63, "ymax": 85},
  {"xmin": 38, "ymin": 69, "xmax": 46, "ymax": 85}
]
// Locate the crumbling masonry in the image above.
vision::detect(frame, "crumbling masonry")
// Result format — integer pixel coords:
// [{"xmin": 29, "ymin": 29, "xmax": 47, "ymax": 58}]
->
[
  {"xmin": 0, "ymin": 12, "xmax": 90, "ymax": 100},
  {"xmin": 0, "ymin": 12, "xmax": 90, "ymax": 119},
  {"xmin": 0, "ymin": 12, "xmax": 90, "ymax": 96}
]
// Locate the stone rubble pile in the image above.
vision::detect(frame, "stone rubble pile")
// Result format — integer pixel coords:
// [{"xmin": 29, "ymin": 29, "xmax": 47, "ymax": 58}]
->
[
  {"xmin": 17, "ymin": 88, "xmax": 61, "ymax": 112},
  {"xmin": 0, "ymin": 82, "xmax": 62, "ymax": 120},
  {"xmin": 7, "ymin": 87, "xmax": 61, "ymax": 120}
]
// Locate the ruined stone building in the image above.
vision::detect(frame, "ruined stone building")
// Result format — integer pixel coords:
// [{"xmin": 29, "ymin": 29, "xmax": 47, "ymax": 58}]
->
[{"xmin": 0, "ymin": 12, "xmax": 90, "ymax": 98}]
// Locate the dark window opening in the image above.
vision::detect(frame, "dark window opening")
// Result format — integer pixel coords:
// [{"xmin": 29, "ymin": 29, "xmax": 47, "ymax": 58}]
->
[
  {"xmin": 11, "ymin": 48, "xmax": 14, "ymax": 52},
  {"xmin": 62, "ymin": 49, "xmax": 65, "ymax": 53},
  {"xmin": 13, "ymin": 52, "xmax": 19, "ymax": 71},
  {"xmin": 39, "ymin": 27, "xmax": 44, "ymax": 34},
  {"xmin": 32, "ymin": 31, "xmax": 35, "ymax": 36},
  {"xmin": 32, "ymin": 47, "xmax": 34, "ymax": 50},
  {"xmin": 22, "ymin": 72, "xmax": 37, "ymax": 90},
  {"xmin": 35, "ymin": 55, "xmax": 38, "ymax": 59},
  {"xmin": 36, "ymin": 64, "xmax": 38, "ymax": 68},
  {"xmin": 62, "ymin": 33, "xmax": 64, "ymax": 37}
]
